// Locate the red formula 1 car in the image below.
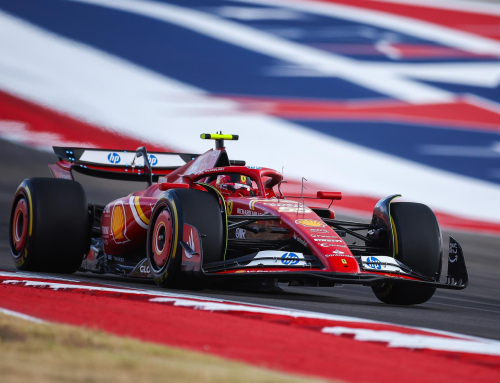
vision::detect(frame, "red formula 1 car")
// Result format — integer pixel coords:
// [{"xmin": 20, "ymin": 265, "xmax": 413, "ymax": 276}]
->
[{"xmin": 9, "ymin": 134, "xmax": 468, "ymax": 305}]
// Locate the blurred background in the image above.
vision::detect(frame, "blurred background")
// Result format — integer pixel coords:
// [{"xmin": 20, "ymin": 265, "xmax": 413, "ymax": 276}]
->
[{"xmin": 1, "ymin": 0, "xmax": 500, "ymax": 238}]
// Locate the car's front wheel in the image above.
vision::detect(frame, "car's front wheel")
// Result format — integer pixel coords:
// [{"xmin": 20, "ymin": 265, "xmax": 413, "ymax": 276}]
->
[
  {"xmin": 372, "ymin": 202, "xmax": 442, "ymax": 305},
  {"xmin": 147, "ymin": 188, "xmax": 225, "ymax": 288}
]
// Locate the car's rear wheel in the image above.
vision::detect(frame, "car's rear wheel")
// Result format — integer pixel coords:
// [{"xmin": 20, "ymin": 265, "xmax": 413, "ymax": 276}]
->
[
  {"xmin": 147, "ymin": 188, "xmax": 224, "ymax": 287},
  {"xmin": 372, "ymin": 202, "xmax": 442, "ymax": 305},
  {"xmin": 9, "ymin": 178, "xmax": 90, "ymax": 273}
]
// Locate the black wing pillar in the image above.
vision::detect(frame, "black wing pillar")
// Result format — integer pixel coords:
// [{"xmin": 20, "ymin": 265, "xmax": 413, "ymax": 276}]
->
[
  {"xmin": 134, "ymin": 146, "xmax": 153, "ymax": 187},
  {"xmin": 446, "ymin": 237, "xmax": 469, "ymax": 288}
]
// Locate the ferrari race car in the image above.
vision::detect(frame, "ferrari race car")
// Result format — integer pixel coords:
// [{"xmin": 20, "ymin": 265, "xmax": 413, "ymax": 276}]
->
[{"xmin": 9, "ymin": 134, "xmax": 468, "ymax": 305}]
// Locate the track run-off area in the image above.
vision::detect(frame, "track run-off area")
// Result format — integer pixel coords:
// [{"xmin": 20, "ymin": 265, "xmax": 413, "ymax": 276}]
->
[
  {"xmin": 1, "ymin": 0, "xmax": 500, "ymax": 381},
  {"xmin": 1, "ymin": 270, "xmax": 500, "ymax": 383}
]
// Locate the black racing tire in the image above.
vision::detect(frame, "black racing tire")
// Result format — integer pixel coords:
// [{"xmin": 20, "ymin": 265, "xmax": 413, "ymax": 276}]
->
[
  {"xmin": 372, "ymin": 202, "xmax": 442, "ymax": 305},
  {"xmin": 9, "ymin": 178, "xmax": 90, "ymax": 273},
  {"xmin": 147, "ymin": 188, "xmax": 224, "ymax": 288}
]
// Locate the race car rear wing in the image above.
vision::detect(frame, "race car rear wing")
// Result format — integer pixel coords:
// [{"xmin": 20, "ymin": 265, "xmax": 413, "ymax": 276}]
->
[{"xmin": 49, "ymin": 146, "xmax": 199, "ymax": 185}]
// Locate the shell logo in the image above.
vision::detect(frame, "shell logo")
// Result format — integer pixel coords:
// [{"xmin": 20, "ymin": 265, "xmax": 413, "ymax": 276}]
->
[
  {"xmin": 111, "ymin": 202, "xmax": 130, "ymax": 243},
  {"xmin": 295, "ymin": 219, "xmax": 326, "ymax": 228}
]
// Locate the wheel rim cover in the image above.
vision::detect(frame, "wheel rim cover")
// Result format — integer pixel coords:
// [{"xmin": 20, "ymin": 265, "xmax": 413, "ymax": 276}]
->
[
  {"xmin": 153, "ymin": 209, "xmax": 173, "ymax": 268},
  {"xmin": 12, "ymin": 198, "xmax": 28, "ymax": 254}
]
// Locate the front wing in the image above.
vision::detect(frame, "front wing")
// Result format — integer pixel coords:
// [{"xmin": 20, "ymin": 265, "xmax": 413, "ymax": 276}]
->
[{"xmin": 181, "ymin": 234, "xmax": 468, "ymax": 290}]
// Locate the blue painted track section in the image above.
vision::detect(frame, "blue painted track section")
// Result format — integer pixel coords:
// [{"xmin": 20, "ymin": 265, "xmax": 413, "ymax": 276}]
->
[{"xmin": 294, "ymin": 120, "xmax": 500, "ymax": 182}]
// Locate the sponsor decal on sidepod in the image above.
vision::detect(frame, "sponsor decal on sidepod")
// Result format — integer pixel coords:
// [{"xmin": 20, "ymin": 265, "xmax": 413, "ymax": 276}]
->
[
  {"xmin": 237, "ymin": 208, "xmax": 263, "ymax": 216},
  {"xmin": 111, "ymin": 201, "xmax": 130, "ymax": 244}
]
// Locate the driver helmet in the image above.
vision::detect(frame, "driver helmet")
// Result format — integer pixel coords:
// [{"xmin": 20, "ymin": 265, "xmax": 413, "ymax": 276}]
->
[{"xmin": 215, "ymin": 174, "xmax": 254, "ymax": 196}]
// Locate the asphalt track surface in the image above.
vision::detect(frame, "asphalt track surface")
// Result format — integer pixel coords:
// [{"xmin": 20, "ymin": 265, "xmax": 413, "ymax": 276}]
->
[{"xmin": 1, "ymin": 138, "xmax": 500, "ymax": 341}]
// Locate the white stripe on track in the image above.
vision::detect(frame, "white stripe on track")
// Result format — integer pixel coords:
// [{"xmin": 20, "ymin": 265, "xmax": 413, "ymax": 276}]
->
[
  {"xmin": 0, "ymin": 273, "xmax": 490, "ymax": 337},
  {"xmin": 0, "ymin": 307, "xmax": 46, "ymax": 324},
  {"xmin": 71, "ymin": 0, "xmax": 500, "ymax": 100},
  {"xmin": 322, "ymin": 326, "xmax": 500, "ymax": 355},
  {"xmin": 3, "ymin": 274, "xmax": 500, "ymax": 356},
  {"xmin": 70, "ymin": 0, "xmax": 455, "ymax": 104},
  {"xmin": 72, "ymin": 0, "xmax": 500, "ymax": 99},
  {"xmin": 236, "ymin": 0, "xmax": 500, "ymax": 55},
  {"xmin": 0, "ymin": 277, "xmax": 375, "ymax": 324},
  {"xmin": 1, "ymin": 9, "xmax": 500, "ymax": 224}
]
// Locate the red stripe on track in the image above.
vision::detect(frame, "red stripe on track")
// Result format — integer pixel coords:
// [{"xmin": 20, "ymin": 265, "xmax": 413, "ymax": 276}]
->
[
  {"xmin": 314, "ymin": 0, "xmax": 500, "ymax": 42},
  {"xmin": 314, "ymin": 43, "xmax": 498, "ymax": 59},
  {"xmin": 0, "ymin": 90, "xmax": 173, "ymax": 152},
  {"xmin": 1, "ymin": 280, "xmax": 500, "ymax": 382},
  {"xmin": 230, "ymin": 96, "xmax": 500, "ymax": 132},
  {"xmin": 0, "ymin": 272, "xmax": 460, "ymax": 338}
]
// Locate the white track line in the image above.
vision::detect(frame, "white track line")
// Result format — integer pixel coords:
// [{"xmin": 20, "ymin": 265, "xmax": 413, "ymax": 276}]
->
[
  {"xmin": 71, "ymin": 0, "xmax": 454, "ymax": 104},
  {"xmin": 0, "ymin": 307, "xmax": 46, "ymax": 324},
  {"xmin": 322, "ymin": 326, "xmax": 500, "ymax": 355},
  {"xmin": 4, "ymin": 276, "xmax": 500, "ymax": 355},
  {"xmin": 236, "ymin": 0, "xmax": 500, "ymax": 55},
  {"xmin": 4, "ymin": 273, "xmax": 500, "ymax": 353},
  {"xmin": 3, "ymin": 274, "xmax": 500, "ymax": 355},
  {"xmin": 0, "ymin": 278, "xmax": 375, "ymax": 323}
]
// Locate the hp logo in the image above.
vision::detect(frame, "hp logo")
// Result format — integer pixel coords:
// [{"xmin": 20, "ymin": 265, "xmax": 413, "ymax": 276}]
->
[
  {"xmin": 281, "ymin": 252, "xmax": 299, "ymax": 265},
  {"xmin": 366, "ymin": 256, "xmax": 382, "ymax": 270},
  {"xmin": 148, "ymin": 154, "xmax": 158, "ymax": 166},
  {"xmin": 107, "ymin": 152, "xmax": 121, "ymax": 164}
]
